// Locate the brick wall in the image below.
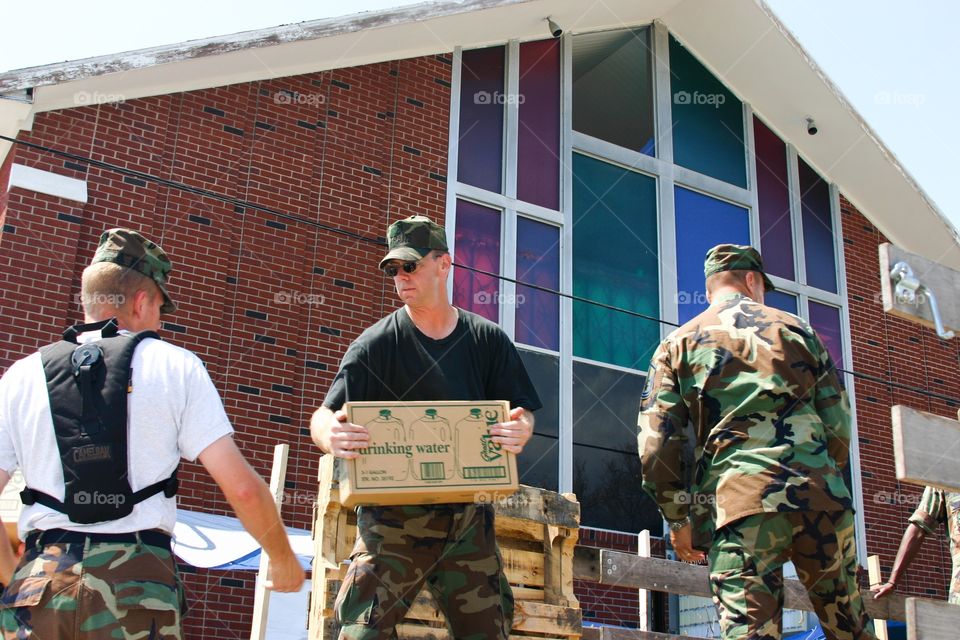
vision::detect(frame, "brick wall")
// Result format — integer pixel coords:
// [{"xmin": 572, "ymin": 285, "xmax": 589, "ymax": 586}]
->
[
  {"xmin": 840, "ymin": 194, "xmax": 960, "ymax": 600},
  {"xmin": 0, "ymin": 54, "xmax": 452, "ymax": 640}
]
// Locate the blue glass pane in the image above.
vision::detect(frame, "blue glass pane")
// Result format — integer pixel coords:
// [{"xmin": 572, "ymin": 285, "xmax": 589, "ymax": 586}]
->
[
  {"xmin": 669, "ymin": 35, "xmax": 746, "ymax": 187},
  {"xmin": 572, "ymin": 154, "xmax": 659, "ymax": 369},
  {"xmin": 765, "ymin": 290, "xmax": 798, "ymax": 315},
  {"xmin": 674, "ymin": 187, "xmax": 750, "ymax": 324},
  {"xmin": 458, "ymin": 46, "xmax": 504, "ymax": 193},
  {"xmin": 799, "ymin": 159, "xmax": 837, "ymax": 293},
  {"xmin": 516, "ymin": 218, "xmax": 560, "ymax": 351}
]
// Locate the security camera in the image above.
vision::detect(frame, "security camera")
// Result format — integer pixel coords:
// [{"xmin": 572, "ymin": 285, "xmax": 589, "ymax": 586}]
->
[
  {"xmin": 546, "ymin": 17, "xmax": 563, "ymax": 38},
  {"xmin": 806, "ymin": 117, "xmax": 818, "ymax": 136}
]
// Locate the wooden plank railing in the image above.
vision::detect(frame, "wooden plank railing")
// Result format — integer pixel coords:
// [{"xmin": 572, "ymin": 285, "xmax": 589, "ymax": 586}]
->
[{"xmin": 573, "ymin": 547, "xmax": 907, "ymax": 623}]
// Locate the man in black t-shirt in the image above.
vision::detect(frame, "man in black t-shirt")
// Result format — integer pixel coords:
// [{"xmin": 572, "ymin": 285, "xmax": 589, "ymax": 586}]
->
[{"xmin": 311, "ymin": 215, "xmax": 541, "ymax": 640}]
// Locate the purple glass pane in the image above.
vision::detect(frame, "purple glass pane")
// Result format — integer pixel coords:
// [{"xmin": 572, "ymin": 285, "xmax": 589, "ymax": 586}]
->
[
  {"xmin": 518, "ymin": 39, "xmax": 560, "ymax": 210},
  {"xmin": 809, "ymin": 300, "xmax": 844, "ymax": 371},
  {"xmin": 458, "ymin": 46, "xmax": 505, "ymax": 193},
  {"xmin": 799, "ymin": 159, "xmax": 838, "ymax": 293},
  {"xmin": 516, "ymin": 217, "xmax": 560, "ymax": 350},
  {"xmin": 753, "ymin": 117, "xmax": 795, "ymax": 280},
  {"xmin": 453, "ymin": 200, "xmax": 501, "ymax": 322}
]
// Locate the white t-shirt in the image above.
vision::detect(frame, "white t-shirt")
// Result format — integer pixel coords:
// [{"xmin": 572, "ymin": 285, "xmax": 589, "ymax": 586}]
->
[{"xmin": 0, "ymin": 331, "xmax": 233, "ymax": 538}]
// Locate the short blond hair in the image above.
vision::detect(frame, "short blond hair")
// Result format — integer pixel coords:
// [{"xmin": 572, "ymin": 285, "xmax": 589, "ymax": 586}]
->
[
  {"xmin": 705, "ymin": 269, "xmax": 751, "ymax": 294},
  {"xmin": 80, "ymin": 262, "xmax": 157, "ymax": 317}
]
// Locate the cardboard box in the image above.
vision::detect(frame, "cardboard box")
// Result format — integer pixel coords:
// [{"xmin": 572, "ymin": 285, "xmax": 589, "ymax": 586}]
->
[{"xmin": 337, "ymin": 400, "xmax": 519, "ymax": 507}]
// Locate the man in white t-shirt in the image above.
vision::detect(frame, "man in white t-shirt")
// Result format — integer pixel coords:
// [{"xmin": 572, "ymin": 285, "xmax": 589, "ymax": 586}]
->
[{"xmin": 0, "ymin": 228, "xmax": 304, "ymax": 639}]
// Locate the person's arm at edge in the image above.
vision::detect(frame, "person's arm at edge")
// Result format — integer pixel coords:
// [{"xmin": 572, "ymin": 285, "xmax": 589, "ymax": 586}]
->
[
  {"xmin": 871, "ymin": 522, "xmax": 927, "ymax": 598},
  {"xmin": 198, "ymin": 436, "xmax": 305, "ymax": 592},
  {"xmin": 0, "ymin": 470, "xmax": 18, "ymax": 586}
]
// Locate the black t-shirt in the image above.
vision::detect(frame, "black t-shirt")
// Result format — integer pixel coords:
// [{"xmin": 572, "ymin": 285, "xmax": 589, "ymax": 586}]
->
[{"xmin": 323, "ymin": 307, "xmax": 542, "ymax": 412}]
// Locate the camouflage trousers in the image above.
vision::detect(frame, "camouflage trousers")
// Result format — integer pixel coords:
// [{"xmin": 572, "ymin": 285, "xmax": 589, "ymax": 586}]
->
[
  {"xmin": 0, "ymin": 535, "xmax": 183, "ymax": 639},
  {"xmin": 708, "ymin": 510, "xmax": 875, "ymax": 640},
  {"xmin": 336, "ymin": 503, "xmax": 514, "ymax": 640}
]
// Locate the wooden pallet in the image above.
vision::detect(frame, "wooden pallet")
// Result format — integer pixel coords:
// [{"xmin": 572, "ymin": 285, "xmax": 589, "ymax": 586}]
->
[{"xmin": 309, "ymin": 455, "xmax": 581, "ymax": 639}]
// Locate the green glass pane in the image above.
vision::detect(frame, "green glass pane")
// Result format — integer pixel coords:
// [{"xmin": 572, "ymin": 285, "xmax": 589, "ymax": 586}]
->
[
  {"xmin": 669, "ymin": 35, "xmax": 746, "ymax": 187},
  {"xmin": 572, "ymin": 153, "xmax": 660, "ymax": 369}
]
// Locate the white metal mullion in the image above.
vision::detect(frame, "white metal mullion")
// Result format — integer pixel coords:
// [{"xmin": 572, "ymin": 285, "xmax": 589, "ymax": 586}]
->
[
  {"xmin": 559, "ymin": 30, "xmax": 574, "ymax": 494},
  {"xmin": 445, "ymin": 47, "xmax": 464, "ymax": 303},
  {"xmin": 787, "ymin": 143, "xmax": 806, "ymax": 287},
  {"xmin": 829, "ymin": 182, "xmax": 867, "ymax": 564},
  {"xmin": 654, "ymin": 20, "xmax": 678, "ymax": 331},
  {"xmin": 744, "ymin": 103, "xmax": 762, "ymax": 248},
  {"xmin": 502, "ymin": 207, "xmax": 517, "ymax": 336}
]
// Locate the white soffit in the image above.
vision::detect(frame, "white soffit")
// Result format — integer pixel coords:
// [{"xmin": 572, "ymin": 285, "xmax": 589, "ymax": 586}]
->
[{"xmin": 662, "ymin": 0, "xmax": 960, "ymax": 269}]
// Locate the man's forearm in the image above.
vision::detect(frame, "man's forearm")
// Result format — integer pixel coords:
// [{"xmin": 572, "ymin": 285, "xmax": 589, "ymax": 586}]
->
[
  {"xmin": 310, "ymin": 405, "xmax": 335, "ymax": 454},
  {"xmin": 888, "ymin": 522, "xmax": 927, "ymax": 584}
]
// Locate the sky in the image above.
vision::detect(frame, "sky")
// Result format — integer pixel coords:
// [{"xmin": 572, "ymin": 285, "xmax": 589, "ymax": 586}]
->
[{"xmin": 1, "ymin": 0, "xmax": 958, "ymax": 234}]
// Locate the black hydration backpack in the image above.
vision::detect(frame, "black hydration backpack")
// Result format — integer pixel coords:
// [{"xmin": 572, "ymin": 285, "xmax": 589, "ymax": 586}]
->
[{"xmin": 20, "ymin": 318, "xmax": 178, "ymax": 524}]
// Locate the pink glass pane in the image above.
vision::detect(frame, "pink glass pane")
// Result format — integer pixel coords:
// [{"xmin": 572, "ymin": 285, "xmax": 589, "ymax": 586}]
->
[
  {"xmin": 809, "ymin": 301, "xmax": 844, "ymax": 371},
  {"xmin": 453, "ymin": 200, "xmax": 501, "ymax": 322},
  {"xmin": 753, "ymin": 117, "xmax": 795, "ymax": 280},
  {"xmin": 518, "ymin": 39, "xmax": 560, "ymax": 210},
  {"xmin": 458, "ymin": 46, "xmax": 505, "ymax": 193},
  {"xmin": 516, "ymin": 217, "xmax": 560, "ymax": 350}
]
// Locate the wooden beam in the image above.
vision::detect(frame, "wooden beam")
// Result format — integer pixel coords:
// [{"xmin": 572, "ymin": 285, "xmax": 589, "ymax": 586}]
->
[
  {"xmin": 573, "ymin": 548, "xmax": 906, "ymax": 622},
  {"xmin": 879, "ymin": 243, "xmax": 960, "ymax": 337},
  {"xmin": 906, "ymin": 597, "xmax": 960, "ymax": 639},
  {"xmin": 891, "ymin": 405, "xmax": 960, "ymax": 493},
  {"xmin": 250, "ymin": 444, "xmax": 290, "ymax": 640},
  {"xmin": 867, "ymin": 555, "xmax": 889, "ymax": 640}
]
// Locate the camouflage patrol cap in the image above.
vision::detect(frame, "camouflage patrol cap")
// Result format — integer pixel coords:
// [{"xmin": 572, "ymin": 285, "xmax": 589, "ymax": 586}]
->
[
  {"xmin": 704, "ymin": 243, "xmax": 775, "ymax": 292},
  {"xmin": 378, "ymin": 216, "xmax": 448, "ymax": 269},
  {"xmin": 91, "ymin": 228, "xmax": 177, "ymax": 314}
]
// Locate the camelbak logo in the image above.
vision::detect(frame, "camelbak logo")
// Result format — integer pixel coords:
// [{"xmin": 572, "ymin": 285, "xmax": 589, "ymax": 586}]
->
[
  {"xmin": 74, "ymin": 491, "xmax": 126, "ymax": 506},
  {"xmin": 73, "ymin": 444, "xmax": 112, "ymax": 464}
]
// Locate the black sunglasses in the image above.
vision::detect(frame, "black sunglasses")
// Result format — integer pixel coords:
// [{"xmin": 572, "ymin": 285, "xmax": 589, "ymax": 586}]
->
[{"xmin": 383, "ymin": 260, "xmax": 421, "ymax": 277}]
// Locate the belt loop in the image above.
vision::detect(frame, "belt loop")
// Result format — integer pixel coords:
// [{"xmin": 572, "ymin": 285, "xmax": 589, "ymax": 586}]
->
[
  {"xmin": 83, "ymin": 535, "xmax": 91, "ymax": 556},
  {"xmin": 135, "ymin": 531, "xmax": 142, "ymax": 552},
  {"xmin": 32, "ymin": 531, "xmax": 43, "ymax": 552}
]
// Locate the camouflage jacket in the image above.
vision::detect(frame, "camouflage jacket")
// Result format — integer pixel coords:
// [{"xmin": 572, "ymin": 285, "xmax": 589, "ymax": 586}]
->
[
  {"xmin": 637, "ymin": 293, "xmax": 853, "ymax": 533},
  {"xmin": 908, "ymin": 486, "xmax": 960, "ymax": 604}
]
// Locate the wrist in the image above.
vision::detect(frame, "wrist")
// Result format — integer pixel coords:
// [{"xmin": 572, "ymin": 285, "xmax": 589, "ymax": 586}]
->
[{"xmin": 667, "ymin": 517, "xmax": 690, "ymax": 531}]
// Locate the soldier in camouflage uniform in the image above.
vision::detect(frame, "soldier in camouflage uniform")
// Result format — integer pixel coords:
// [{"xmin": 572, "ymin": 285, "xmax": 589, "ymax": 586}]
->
[
  {"xmin": 311, "ymin": 216, "xmax": 540, "ymax": 639},
  {"xmin": 638, "ymin": 244, "xmax": 875, "ymax": 640},
  {"xmin": 0, "ymin": 228, "xmax": 303, "ymax": 638},
  {"xmin": 872, "ymin": 485, "xmax": 960, "ymax": 604}
]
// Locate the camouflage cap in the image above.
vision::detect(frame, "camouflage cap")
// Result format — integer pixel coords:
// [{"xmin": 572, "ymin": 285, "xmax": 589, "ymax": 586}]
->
[
  {"xmin": 91, "ymin": 228, "xmax": 177, "ymax": 314},
  {"xmin": 378, "ymin": 216, "xmax": 448, "ymax": 269},
  {"xmin": 703, "ymin": 243, "xmax": 775, "ymax": 292}
]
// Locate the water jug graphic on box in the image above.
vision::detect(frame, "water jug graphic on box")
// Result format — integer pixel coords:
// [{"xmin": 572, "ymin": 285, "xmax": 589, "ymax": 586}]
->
[
  {"xmin": 456, "ymin": 408, "xmax": 507, "ymax": 481},
  {"xmin": 409, "ymin": 408, "xmax": 455, "ymax": 480},
  {"xmin": 361, "ymin": 408, "xmax": 409, "ymax": 481}
]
